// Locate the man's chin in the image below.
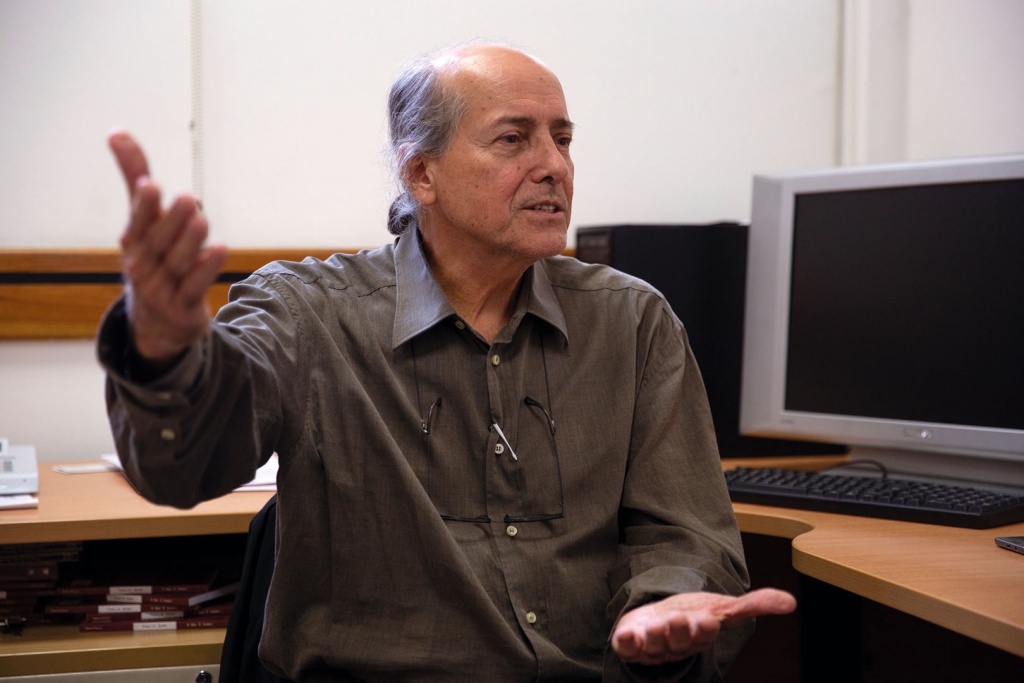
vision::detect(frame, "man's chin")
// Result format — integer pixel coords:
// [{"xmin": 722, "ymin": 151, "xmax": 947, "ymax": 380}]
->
[
  {"xmin": 533, "ymin": 231, "xmax": 568, "ymax": 258},
  {"xmin": 502, "ymin": 220, "xmax": 569, "ymax": 262}
]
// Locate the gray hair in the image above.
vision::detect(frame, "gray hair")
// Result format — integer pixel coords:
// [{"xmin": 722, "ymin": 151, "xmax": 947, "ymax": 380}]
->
[{"xmin": 386, "ymin": 50, "xmax": 469, "ymax": 235}]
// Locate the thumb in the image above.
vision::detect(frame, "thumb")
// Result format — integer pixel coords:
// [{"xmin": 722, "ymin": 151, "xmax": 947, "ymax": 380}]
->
[{"xmin": 719, "ymin": 588, "xmax": 797, "ymax": 628}]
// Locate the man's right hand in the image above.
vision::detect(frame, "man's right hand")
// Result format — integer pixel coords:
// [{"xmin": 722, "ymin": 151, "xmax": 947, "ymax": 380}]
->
[{"xmin": 109, "ymin": 130, "xmax": 228, "ymax": 367}]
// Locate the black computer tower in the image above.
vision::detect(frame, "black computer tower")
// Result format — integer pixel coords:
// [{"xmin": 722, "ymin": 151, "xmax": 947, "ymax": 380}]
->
[{"xmin": 575, "ymin": 223, "xmax": 845, "ymax": 458}]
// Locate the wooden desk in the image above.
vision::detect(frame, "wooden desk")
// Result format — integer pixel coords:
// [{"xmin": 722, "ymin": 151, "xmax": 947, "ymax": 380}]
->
[
  {"xmin": 0, "ymin": 465, "xmax": 273, "ymax": 677},
  {"xmin": 724, "ymin": 457, "xmax": 1024, "ymax": 661},
  {"xmin": 1, "ymin": 458, "xmax": 1022, "ymax": 677}
]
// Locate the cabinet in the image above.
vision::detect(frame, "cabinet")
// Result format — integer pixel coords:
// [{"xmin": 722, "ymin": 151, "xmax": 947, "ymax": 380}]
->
[{"xmin": 0, "ymin": 465, "xmax": 272, "ymax": 678}]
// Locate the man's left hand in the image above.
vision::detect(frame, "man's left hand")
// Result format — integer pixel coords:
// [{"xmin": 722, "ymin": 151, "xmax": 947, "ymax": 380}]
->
[{"xmin": 611, "ymin": 588, "xmax": 796, "ymax": 666}]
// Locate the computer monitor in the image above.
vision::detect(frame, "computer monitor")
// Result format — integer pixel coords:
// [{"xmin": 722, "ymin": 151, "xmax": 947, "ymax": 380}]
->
[{"xmin": 740, "ymin": 154, "xmax": 1024, "ymax": 489}]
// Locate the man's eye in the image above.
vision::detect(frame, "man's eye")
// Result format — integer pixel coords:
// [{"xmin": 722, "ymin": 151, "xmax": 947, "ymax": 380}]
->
[
  {"xmin": 501, "ymin": 134, "xmax": 522, "ymax": 144},
  {"xmin": 556, "ymin": 135, "xmax": 573, "ymax": 148}
]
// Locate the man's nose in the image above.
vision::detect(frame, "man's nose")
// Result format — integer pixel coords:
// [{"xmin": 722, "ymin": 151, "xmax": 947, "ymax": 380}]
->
[{"xmin": 530, "ymin": 137, "xmax": 572, "ymax": 184}]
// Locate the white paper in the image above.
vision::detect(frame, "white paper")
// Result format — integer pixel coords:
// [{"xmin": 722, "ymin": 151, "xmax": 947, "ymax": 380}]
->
[
  {"xmin": 0, "ymin": 494, "xmax": 39, "ymax": 510},
  {"xmin": 100, "ymin": 453, "xmax": 278, "ymax": 491}
]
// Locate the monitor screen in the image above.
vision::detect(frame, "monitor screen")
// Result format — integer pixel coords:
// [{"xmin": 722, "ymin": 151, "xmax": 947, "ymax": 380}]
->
[{"xmin": 740, "ymin": 154, "xmax": 1024, "ymax": 488}]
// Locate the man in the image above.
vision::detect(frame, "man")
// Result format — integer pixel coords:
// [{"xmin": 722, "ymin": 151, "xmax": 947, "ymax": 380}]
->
[{"xmin": 99, "ymin": 42, "xmax": 794, "ymax": 681}]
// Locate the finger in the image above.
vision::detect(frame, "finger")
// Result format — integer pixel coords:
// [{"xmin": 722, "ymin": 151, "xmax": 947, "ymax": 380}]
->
[
  {"xmin": 161, "ymin": 206, "xmax": 211, "ymax": 279},
  {"xmin": 638, "ymin": 621, "xmax": 669, "ymax": 658},
  {"xmin": 121, "ymin": 177, "xmax": 162, "ymax": 252},
  {"xmin": 662, "ymin": 612, "xmax": 698, "ymax": 655},
  {"xmin": 654, "ymin": 609, "xmax": 719, "ymax": 660},
  {"xmin": 719, "ymin": 588, "xmax": 797, "ymax": 628},
  {"xmin": 121, "ymin": 192, "xmax": 195, "ymax": 288},
  {"xmin": 684, "ymin": 611, "xmax": 721, "ymax": 653},
  {"xmin": 613, "ymin": 632, "xmax": 668, "ymax": 666},
  {"xmin": 140, "ymin": 193, "xmax": 201, "ymax": 263},
  {"xmin": 125, "ymin": 212, "xmax": 211, "ymax": 316},
  {"xmin": 620, "ymin": 615, "xmax": 712, "ymax": 666},
  {"xmin": 108, "ymin": 129, "xmax": 151, "ymax": 199},
  {"xmin": 177, "ymin": 243, "xmax": 228, "ymax": 308},
  {"xmin": 610, "ymin": 628, "xmax": 643, "ymax": 659}
]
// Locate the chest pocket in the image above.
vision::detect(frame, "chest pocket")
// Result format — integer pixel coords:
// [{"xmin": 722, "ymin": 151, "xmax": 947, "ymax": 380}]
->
[{"xmin": 414, "ymin": 394, "xmax": 563, "ymax": 524}]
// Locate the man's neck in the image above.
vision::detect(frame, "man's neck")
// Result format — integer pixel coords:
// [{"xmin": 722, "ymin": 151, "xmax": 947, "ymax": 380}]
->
[
  {"xmin": 432, "ymin": 258, "xmax": 525, "ymax": 344},
  {"xmin": 417, "ymin": 231, "xmax": 529, "ymax": 344}
]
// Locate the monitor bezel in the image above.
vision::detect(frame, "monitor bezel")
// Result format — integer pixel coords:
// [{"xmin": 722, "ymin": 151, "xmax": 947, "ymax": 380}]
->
[{"xmin": 740, "ymin": 154, "xmax": 1024, "ymax": 483}]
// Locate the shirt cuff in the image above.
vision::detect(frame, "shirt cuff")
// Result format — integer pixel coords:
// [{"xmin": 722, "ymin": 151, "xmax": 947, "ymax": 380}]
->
[{"xmin": 96, "ymin": 295, "xmax": 203, "ymax": 399}]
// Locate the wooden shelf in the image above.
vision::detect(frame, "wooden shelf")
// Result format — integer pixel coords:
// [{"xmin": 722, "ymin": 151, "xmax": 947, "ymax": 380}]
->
[
  {"xmin": 0, "ymin": 465, "xmax": 272, "ymax": 677},
  {"xmin": 0, "ymin": 624, "xmax": 225, "ymax": 677}
]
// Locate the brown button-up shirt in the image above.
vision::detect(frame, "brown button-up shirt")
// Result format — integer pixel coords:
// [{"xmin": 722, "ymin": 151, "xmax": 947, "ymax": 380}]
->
[{"xmin": 99, "ymin": 228, "xmax": 751, "ymax": 682}]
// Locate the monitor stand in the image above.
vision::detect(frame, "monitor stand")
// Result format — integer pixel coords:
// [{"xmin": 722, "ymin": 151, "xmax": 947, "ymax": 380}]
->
[{"xmin": 844, "ymin": 446, "xmax": 1024, "ymax": 492}]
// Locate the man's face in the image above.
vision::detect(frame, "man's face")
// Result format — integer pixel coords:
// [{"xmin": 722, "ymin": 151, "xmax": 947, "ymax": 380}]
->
[{"xmin": 414, "ymin": 48, "xmax": 575, "ymax": 266}]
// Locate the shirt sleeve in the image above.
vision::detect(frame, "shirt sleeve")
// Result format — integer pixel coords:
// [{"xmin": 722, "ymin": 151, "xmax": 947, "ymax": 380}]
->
[
  {"xmin": 96, "ymin": 275, "xmax": 298, "ymax": 509},
  {"xmin": 603, "ymin": 301, "xmax": 753, "ymax": 682}
]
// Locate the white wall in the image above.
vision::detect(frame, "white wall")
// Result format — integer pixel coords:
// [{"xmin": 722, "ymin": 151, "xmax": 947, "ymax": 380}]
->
[
  {"xmin": 905, "ymin": 0, "xmax": 1024, "ymax": 160},
  {"xmin": 0, "ymin": 0, "xmax": 192, "ymax": 247},
  {"xmin": 1, "ymin": 0, "xmax": 1022, "ymax": 461},
  {"xmin": 2, "ymin": 0, "xmax": 841, "ymax": 250}
]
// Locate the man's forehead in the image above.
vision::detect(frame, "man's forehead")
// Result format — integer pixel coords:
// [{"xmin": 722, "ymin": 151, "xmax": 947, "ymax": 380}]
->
[
  {"xmin": 445, "ymin": 46, "xmax": 564, "ymax": 96},
  {"xmin": 432, "ymin": 44, "xmax": 572, "ymax": 129},
  {"xmin": 461, "ymin": 68, "xmax": 570, "ymax": 122}
]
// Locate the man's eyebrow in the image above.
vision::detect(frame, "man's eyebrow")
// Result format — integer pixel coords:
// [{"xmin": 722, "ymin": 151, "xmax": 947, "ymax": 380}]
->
[
  {"xmin": 554, "ymin": 117, "xmax": 576, "ymax": 133},
  {"xmin": 491, "ymin": 115, "xmax": 576, "ymax": 132}
]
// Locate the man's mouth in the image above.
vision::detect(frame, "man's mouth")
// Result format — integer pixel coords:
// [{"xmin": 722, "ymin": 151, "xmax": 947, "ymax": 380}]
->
[{"xmin": 529, "ymin": 203, "xmax": 561, "ymax": 213}]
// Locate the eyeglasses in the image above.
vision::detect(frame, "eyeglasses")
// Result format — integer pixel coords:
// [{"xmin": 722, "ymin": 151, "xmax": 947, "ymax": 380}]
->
[{"xmin": 419, "ymin": 395, "xmax": 564, "ymax": 524}]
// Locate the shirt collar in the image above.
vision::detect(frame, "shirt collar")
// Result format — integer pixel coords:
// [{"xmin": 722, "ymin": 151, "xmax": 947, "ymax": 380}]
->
[
  {"xmin": 392, "ymin": 227, "xmax": 456, "ymax": 349},
  {"xmin": 391, "ymin": 226, "xmax": 570, "ymax": 349},
  {"xmin": 520, "ymin": 260, "xmax": 569, "ymax": 347}
]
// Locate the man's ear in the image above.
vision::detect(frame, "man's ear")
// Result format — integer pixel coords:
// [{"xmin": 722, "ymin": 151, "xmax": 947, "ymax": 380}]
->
[{"xmin": 405, "ymin": 154, "xmax": 437, "ymax": 207}]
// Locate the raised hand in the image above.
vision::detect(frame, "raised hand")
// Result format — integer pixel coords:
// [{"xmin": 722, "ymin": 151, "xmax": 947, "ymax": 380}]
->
[
  {"xmin": 611, "ymin": 588, "xmax": 796, "ymax": 666},
  {"xmin": 109, "ymin": 130, "xmax": 228, "ymax": 366}
]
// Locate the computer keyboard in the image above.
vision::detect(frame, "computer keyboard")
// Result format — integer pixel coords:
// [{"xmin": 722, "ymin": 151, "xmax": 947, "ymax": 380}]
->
[{"xmin": 724, "ymin": 466, "xmax": 1024, "ymax": 529}]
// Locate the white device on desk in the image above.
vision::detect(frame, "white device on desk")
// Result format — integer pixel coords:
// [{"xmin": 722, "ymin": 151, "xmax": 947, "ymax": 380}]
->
[{"xmin": 0, "ymin": 438, "xmax": 40, "ymax": 495}]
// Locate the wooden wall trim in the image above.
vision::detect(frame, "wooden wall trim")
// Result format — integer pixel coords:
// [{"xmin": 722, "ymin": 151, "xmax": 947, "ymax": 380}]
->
[
  {"xmin": 0, "ymin": 248, "xmax": 347, "ymax": 276},
  {"xmin": 0, "ymin": 246, "xmax": 576, "ymax": 340},
  {"xmin": 0, "ymin": 248, "xmax": 349, "ymax": 340}
]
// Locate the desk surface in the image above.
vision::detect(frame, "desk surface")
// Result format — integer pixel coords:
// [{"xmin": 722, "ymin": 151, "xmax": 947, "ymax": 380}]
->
[
  {"xmin": 723, "ymin": 457, "xmax": 1024, "ymax": 660},
  {"xmin": 0, "ymin": 458, "xmax": 1021, "ymax": 677},
  {"xmin": 0, "ymin": 465, "xmax": 274, "ymax": 545}
]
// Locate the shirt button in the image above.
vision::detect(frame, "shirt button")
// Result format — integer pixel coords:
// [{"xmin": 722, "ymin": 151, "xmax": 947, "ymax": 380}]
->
[
  {"xmin": 494, "ymin": 443, "xmax": 505, "ymax": 455},
  {"xmin": 159, "ymin": 428, "xmax": 176, "ymax": 441},
  {"xmin": 506, "ymin": 525, "xmax": 518, "ymax": 537},
  {"xmin": 525, "ymin": 611, "xmax": 537, "ymax": 624},
  {"xmin": 491, "ymin": 354, "xmax": 501, "ymax": 366},
  {"xmin": 455, "ymin": 320, "xmax": 466, "ymax": 330},
  {"xmin": 157, "ymin": 391, "xmax": 173, "ymax": 401}
]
